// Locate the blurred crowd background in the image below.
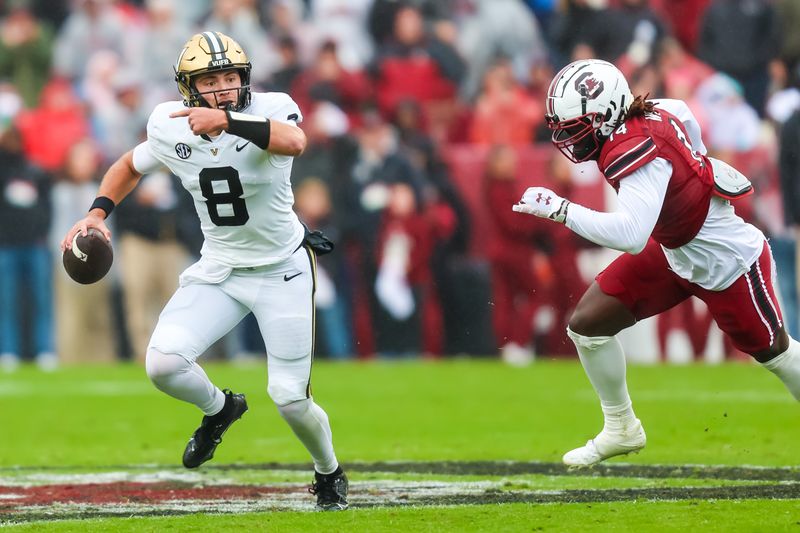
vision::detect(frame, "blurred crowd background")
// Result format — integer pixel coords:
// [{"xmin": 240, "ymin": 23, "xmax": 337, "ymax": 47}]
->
[{"xmin": 1, "ymin": 0, "xmax": 799, "ymax": 371}]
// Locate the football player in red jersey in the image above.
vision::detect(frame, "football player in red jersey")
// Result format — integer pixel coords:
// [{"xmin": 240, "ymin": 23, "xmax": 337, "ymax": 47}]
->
[{"xmin": 514, "ymin": 59, "xmax": 800, "ymax": 466}]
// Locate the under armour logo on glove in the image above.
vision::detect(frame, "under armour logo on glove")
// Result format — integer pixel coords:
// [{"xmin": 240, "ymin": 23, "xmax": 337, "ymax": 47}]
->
[{"xmin": 513, "ymin": 186, "xmax": 570, "ymax": 224}]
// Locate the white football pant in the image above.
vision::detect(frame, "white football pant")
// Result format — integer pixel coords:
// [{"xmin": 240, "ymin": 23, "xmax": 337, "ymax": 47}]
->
[{"xmin": 145, "ymin": 246, "xmax": 339, "ymax": 473}]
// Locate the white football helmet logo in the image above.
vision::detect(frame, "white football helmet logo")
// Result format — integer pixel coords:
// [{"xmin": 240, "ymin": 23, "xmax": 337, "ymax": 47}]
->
[{"xmin": 545, "ymin": 59, "xmax": 633, "ymax": 162}]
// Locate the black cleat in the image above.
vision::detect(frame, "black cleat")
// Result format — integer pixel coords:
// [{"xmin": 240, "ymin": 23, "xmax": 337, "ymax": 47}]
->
[
  {"xmin": 308, "ymin": 468, "xmax": 349, "ymax": 511},
  {"xmin": 182, "ymin": 389, "xmax": 248, "ymax": 469}
]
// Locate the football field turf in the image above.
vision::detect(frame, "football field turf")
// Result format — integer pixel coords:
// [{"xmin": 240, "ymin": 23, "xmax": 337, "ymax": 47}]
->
[{"xmin": 1, "ymin": 359, "xmax": 798, "ymax": 531}]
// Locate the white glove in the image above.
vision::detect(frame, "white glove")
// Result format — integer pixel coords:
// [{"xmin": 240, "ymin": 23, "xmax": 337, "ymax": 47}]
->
[{"xmin": 512, "ymin": 187, "xmax": 570, "ymax": 223}]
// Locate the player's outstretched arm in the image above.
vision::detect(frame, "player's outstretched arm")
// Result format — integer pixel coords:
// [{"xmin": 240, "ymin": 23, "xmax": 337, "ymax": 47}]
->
[
  {"xmin": 513, "ymin": 159, "xmax": 672, "ymax": 254},
  {"xmin": 170, "ymin": 107, "xmax": 307, "ymax": 156},
  {"xmin": 60, "ymin": 150, "xmax": 142, "ymax": 251}
]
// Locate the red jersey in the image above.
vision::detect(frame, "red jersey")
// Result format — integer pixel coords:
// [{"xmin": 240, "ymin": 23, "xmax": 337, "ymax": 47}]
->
[{"xmin": 597, "ymin": 108, "xmax": 714, "ymax": 249}]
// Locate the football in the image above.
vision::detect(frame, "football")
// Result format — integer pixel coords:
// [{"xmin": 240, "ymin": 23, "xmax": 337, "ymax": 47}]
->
[{"xmin": 62, "ymin": 228, "xmax": 113, "ymax": 284}]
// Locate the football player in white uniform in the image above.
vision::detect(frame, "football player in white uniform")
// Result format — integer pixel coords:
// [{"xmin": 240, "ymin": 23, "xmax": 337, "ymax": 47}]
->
[{"xmin": 61, "ymin": 31, "xmax": 348, "ymax": 510}]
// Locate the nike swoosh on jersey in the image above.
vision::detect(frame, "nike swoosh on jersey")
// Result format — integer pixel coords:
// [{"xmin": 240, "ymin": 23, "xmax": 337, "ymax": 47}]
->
[
  {"xmin": 284, "ymin": 272, "xmax": 302, "ymax": 282},
  {"xmin": 235, "ymin": 142, "xmax": 250, "ymax": 152}
]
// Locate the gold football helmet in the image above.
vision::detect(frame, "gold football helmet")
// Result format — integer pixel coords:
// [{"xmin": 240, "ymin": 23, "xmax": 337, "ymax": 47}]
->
[{"xmin": 174, "ymin": 31, "xmax": 252, "ymax": 111}]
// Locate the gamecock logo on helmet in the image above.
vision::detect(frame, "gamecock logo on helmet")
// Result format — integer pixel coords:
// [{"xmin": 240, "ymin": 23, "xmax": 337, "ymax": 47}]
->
[{"xmin": 574, "ymin": 72, "xmax": 604, "ymax": 100}]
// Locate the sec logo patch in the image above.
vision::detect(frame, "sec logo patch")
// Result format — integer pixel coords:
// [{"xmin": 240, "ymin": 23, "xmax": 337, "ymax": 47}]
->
[{"xmin": 175, "ymin": 143, "xmax": 192, "ymax": 159}]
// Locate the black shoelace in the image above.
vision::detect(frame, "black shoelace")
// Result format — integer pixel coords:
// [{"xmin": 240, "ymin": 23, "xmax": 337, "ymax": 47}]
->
[{"xmin": 308, "ymin": 478, "xmax": 343, "ymax": 501}]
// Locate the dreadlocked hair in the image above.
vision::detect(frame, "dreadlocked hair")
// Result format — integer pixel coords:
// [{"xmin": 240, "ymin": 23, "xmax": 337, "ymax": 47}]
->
[{"xmin": 625, "ymin": 95, "xmax": 656, "ymax": 119}]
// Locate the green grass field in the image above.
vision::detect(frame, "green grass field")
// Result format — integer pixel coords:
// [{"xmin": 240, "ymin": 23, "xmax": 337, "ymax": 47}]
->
[{"xmin": 1, "ymin": 359, "xmax": 799, "ymax": 531}]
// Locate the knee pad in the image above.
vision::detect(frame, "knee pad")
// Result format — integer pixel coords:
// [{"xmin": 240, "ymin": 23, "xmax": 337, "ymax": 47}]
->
[
  {"xmin": 148, "ymin": 323, "xmax": 203, "ymax": 360},
  {"xmin": 276, "ymin": 397, "xmax": 311, "ymax": 420},
  {"xmin": 566, "ymin": 326, "xmax": 614, "ymax": 350},
  {"xmin": 145, "ymin": 348, "xmax": 191, "ymax": 388},
  {"xmin": 267, "ymin": 378, "xmax": 309, "ymax": 406}
]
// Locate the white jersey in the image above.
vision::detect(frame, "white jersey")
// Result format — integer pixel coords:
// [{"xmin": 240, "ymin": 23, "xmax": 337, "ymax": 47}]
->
[{"xmin": 132, "ymin": 92, "xmax": 305, "ymax": 269}]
